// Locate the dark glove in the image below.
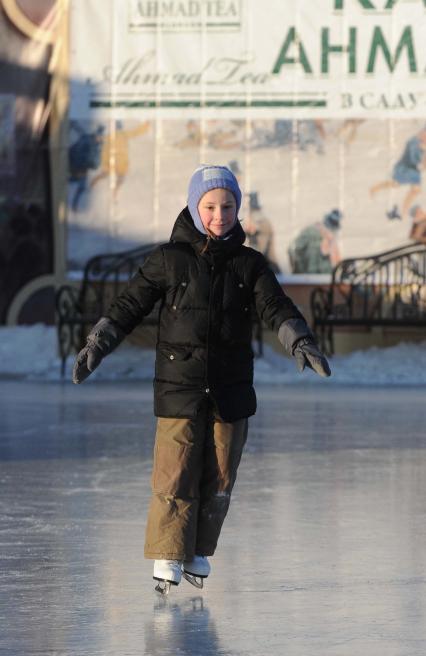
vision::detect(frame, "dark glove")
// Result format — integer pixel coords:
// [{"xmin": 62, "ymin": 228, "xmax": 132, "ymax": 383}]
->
[
  {"xmin": 278, "ymin": 317, "xmax": 331, "ymax": 378},
  {"xmin": 72, "ymin": 317, "xmax": 126, "ymax": 384},
  {"xmin": 293, "ymin": 337, "xmax": 331, "ymax": 377}
]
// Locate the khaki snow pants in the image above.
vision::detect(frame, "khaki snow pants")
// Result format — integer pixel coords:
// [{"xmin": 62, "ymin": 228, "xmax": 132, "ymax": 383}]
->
[{"xmin": 144, "ymin": 403, "xmax": 248, "ymax": 560}]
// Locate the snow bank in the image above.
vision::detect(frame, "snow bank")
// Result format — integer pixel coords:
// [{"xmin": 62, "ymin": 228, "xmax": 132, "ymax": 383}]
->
[
  {"xmin": 256, "ymin": 340, "xmax": 426, "ymax": 386},
  {"xmin": 0, "ymin": 325, "xmax": 154, "ymax": 382},
  {"xmin": 0, "ymin": 325, "xmax": 425, "ymax": 386}
]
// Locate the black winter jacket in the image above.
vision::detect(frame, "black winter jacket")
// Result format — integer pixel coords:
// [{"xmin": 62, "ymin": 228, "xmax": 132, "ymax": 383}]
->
[{"xmin": 107, "ymin": 208, "xmax": 304, "ymax": 421}]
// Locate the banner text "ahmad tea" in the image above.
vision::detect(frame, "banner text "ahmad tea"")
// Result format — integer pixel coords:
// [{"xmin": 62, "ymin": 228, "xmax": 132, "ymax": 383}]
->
[{"xmin": 134, "ymin": 1, "xmax": 238, "ymax": 18}]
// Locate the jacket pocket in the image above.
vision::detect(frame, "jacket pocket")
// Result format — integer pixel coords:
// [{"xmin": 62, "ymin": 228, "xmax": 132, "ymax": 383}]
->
[{"xmin": 158, "ymin": 344, "xmax": 192, "ymax": 362}]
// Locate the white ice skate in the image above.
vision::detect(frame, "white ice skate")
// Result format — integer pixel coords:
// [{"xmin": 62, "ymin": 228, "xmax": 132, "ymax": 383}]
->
[
  {"xmin": 182, "ymin": 555, "xmax": 211, "ymax": 589},
  {"xmin": 153, "ymin": 559, "xmax": 182, "ymax": 595}
]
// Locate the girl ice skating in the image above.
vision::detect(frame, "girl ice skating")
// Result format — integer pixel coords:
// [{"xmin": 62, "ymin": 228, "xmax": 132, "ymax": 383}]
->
[{"xmin": 72, "ymin": 165, "xmax": 331, "ymax": 595}]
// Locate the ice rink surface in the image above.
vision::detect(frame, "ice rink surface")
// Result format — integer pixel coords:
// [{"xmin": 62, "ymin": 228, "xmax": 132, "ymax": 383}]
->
[{"xmin": 1, "ymin": 381, "xmax": 426, "ymax": 656}]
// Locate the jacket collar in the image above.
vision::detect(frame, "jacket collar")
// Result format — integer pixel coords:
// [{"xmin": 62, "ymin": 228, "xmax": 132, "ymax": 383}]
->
[{"xmin": 170, "ymin": 207, "xmax": 246, "ymax": 258}]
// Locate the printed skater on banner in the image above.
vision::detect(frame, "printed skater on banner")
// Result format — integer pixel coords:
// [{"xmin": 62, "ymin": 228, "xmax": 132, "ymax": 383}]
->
[
  {"xmin": 296, "ymin": 120, "xmax": 326, "ymax": 155},
  {"xmin": 288, "ymin": 209, "xmax": 343, "ymax": 275},
  {"xmin": 370, "ymin": 126, "xmax": 426, "ymax": 221},
  {"xmin": 72, "ymin": 164, "xmax": 331, "ymax": 595},
  {"xmin": 227, "ymin": 161, "xmax": 281, "ymax": 273},
  {"xmin": 68, "ymin": 122, "xmax": 105, "ymax": 213},
  {"xmin": 249, "ymin": 120, "xmax": 293, "ymax": 150},
  {"xmin": 174, "ymin": 120, "xmax": 244, "ymax": 150},
  {"xmin": 174, "ymin": 120, "xmax": 202, "ymax": 149},
  {"xmin": 244, "ymin": 192, "xmax": 281, "ymax": 274},
  {"xmin": 408, "ymin": 205, "xmax": 426, "ymax": 245},
  {"xmin": 89, "ymin": 120, "xmax": 150, "ymax": 204},
  {"xmin": 337, "ymin": 119, "xmax": 365, "ymax": 146},
  {"xmin": 248, "ymin": 120, "xmax": 327, "ymax": 154}
]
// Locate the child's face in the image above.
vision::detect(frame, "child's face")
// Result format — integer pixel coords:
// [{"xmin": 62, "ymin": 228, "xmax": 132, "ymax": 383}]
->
[{"xmin": 197, "ymin": 188, "xmax": 237, "ymax": 237}]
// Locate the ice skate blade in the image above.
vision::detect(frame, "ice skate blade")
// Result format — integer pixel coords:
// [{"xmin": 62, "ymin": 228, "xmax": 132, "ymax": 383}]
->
[
  {"xmin": 155, "ymin": 580, "xmax": 171, "ymax": 595},
  {"xmin": 154, "ymin": 579, "xmax": 178, "ymax": 596},
  {"xmin": 182, "ymin": 572, "xmax": 205, "ymax": 589}
]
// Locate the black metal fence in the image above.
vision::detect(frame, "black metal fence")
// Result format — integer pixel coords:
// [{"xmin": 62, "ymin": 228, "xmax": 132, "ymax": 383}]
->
[
  {"xmin": 56, "ymin": 243, "xmax": 160, "ymax": 376},
  {"xmin": 311, "ymin": 243, "xmax": 426, "ymax": 355}
]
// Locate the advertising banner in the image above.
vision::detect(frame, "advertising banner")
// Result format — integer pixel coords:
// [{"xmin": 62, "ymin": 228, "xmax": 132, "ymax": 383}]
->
[{"xmin": 67, "ymin": 0, "xmax": 426, "ymax": 278}]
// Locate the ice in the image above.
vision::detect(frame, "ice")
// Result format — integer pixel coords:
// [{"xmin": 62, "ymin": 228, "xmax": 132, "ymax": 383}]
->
[{"xmin": 1, "ymin": 381, "xmax": 426, "ymax": 655}]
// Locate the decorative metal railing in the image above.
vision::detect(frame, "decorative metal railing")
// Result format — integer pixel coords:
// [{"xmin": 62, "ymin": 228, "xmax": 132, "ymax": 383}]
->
[
  {"xmin": 310, "ymin": 243, "xmax": 426, "ymax": 355},
  {"xmin": 56, "ymin": 243, "xmax": 161, "ymax": 376}
]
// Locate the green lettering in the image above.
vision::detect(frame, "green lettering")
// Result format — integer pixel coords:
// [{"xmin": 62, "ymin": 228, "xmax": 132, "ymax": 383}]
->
[
  {"xmin": 272, "ymin": 27, "xmax": 313, "ymax": 74},
  {"xmin": 367, "ymin": 26, "xmax": 417, "ymax": 73},
  {"xmin": 321, "ymin": 28, "xmax": 357, "ymax": 73},
  {"xmin": 385, "ymin": 0, "xmax": 426, "ymax": 7},
  {"xmin": 334, "ymin": 0, "xmax": 375, "ymax": 9}
]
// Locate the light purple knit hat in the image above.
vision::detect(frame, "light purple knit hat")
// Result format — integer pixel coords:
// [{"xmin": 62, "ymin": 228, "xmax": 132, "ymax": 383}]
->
[{"xmin": 187, "ymin": 165, "xmax": 242, "ymax": 235}]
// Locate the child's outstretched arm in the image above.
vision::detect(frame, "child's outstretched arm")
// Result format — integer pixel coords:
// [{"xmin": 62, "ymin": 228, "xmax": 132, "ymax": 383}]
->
[
  {"xmin": 252, "ymin": 254, "xmax": 331, "ymax": 378},
  {"xmin": 72, "ymin": 247, "xmax": 165, "ymax": 384}
]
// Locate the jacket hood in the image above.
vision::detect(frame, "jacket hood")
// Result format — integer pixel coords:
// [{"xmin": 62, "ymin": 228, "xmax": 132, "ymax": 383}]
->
[{"xmin": 170, "ymin": 206, "xmax": 246, "ymax": 256}]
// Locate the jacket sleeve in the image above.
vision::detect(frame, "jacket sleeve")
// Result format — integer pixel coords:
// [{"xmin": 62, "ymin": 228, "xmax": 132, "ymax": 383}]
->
[
  {"xmin": 106, "ymin": 246, "xmax": 165, "ymax": 334},
  {"xmin": 252, "ymin": 253, "xmax": 305, "ymax": 331}
]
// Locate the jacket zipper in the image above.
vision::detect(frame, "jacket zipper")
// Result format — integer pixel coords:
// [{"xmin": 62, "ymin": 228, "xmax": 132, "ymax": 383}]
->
[{"xmin": 204, "ymin": 261, "xmax": 215, "ymax": 394}]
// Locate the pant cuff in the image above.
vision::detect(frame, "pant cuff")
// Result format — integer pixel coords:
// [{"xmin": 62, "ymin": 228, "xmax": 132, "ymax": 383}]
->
[
  {"xmin": 194, "ymin": 546, "xmax": 215, "ymax": 557},
  {"xmin": 144, "ymin": 551, "xmax": 193, "ymax": 560}
]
